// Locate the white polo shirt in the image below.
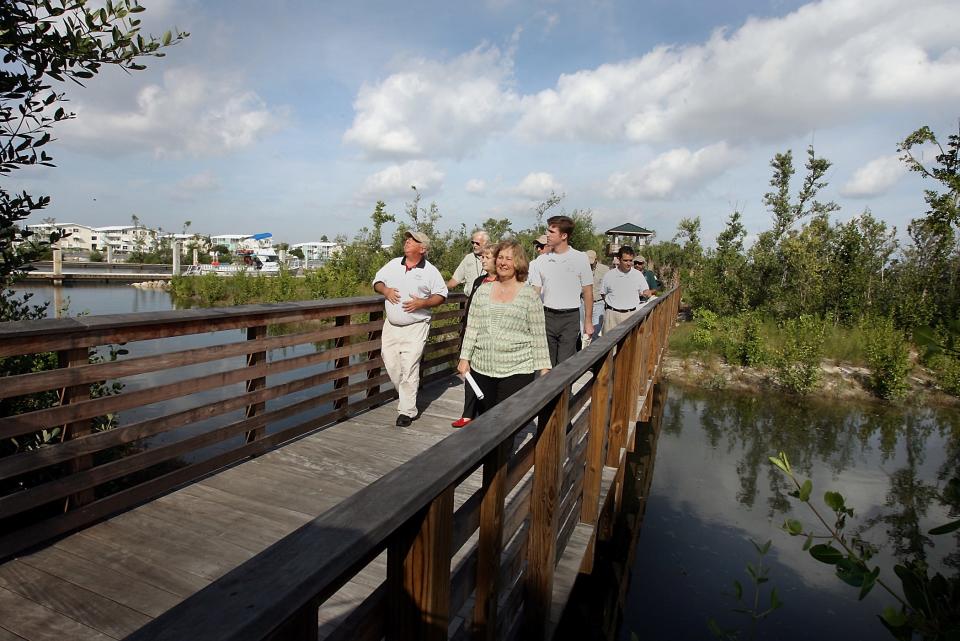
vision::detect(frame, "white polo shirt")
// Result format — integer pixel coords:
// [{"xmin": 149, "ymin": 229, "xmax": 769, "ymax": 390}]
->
[
  {"xmin": 372, "ymin": 257, "xmax": 448, "ymax": 326},
  {"xmin": 528, "ymin": 248, "xmax": 593, "ymax": 310},
  {"xmin": 600, "ymin": 267, "xmax": 650, "ymax": 311}
]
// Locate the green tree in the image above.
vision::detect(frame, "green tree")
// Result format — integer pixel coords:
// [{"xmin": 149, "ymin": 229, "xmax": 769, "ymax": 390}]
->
[{"xmin": 1, "ymin": 1, "xmax": 187, "ymax": 321}]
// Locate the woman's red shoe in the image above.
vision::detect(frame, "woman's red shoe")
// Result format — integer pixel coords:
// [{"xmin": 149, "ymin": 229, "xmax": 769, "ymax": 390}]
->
[{"xmin": 451, "ymin": 417, "xmax": 472, "ymax": 428}]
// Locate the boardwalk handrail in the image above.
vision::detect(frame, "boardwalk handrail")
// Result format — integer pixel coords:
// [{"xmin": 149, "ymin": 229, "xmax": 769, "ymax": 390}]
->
[
  {"xmin": 0, "ymin": 294, "xmax": 466, "ymax": 559},
  {"xmin": 124, "ymin": 287, "xmax": 681, "ymax": 641}
]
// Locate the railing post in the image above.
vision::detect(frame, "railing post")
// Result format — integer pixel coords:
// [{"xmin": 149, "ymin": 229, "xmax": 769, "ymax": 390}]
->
[
  {"xmin": 244, "ymin": 324, "xmax": 267, "ymax": 443},
  {"xmin": 629, "ymin": 322, "xmax": 648, "ymax": 429},
  {"xmin": 523, "ymin": 387, "xmax": 569, "ymax": 641},
  {"xmin": 366, "ymin": 310, "xmax": 384, "ymax": 398},
  {"xmin": 387, "ymin": 486, "xmax": 454, "ymax": 641},
  {"xmin": 605, "ymin": 330, "xmax": 635, "ymax": 467},
  {"xmin": 60, "ymin": 346, "xmax": 93, "ymax": 510},
  {"xmin": 333, "ymin": 314, "xmax": 351, "ymax": 410},
  {"xmin": 581, "ymin": 351, "xmax": 612, "ymax": 528},
  {"xmin": 473, "ymin": 441, "xmax": 510, "ymax": 641},
  {"xmin": 579, "ymin": 351, "xmax": 613, "ymax": 575}
]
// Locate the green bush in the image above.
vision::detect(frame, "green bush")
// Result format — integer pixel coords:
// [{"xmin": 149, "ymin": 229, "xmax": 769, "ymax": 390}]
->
[
  {"xmin": 863, "ymin": 317, "xmax": 911, "ymax": 400},
  {"xmin": 716, "ymin": 312, "xmax": 768, "ymax": 367},
  {"xmin": 775, "ymin": 315, "xmax": 825, "ymax": 395},
  {"xmin": 928, "ymin": 354, "xmax": 960, "ymax": 397}
]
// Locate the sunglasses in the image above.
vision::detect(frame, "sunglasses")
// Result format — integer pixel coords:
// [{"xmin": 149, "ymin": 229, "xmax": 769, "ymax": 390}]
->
[
  {"xmin": 471, "ymin": 241, "xmax": 482, "ymax": 245},
  {"xmin": 633, "ymin": 261, "xmax": 643, "ymax": 266},
  {"xmin": 534, "ymin": 243, "xmax": 545, "ymax": 249}
]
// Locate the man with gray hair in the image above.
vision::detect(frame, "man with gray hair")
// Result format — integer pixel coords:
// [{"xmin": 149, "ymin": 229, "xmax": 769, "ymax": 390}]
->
[
  {"xmin": 373, "ymin": 230, "xmax": 448, "ymax": 427},
  {"xmin": 447, "ymin": 229, "xmax": 490, "ymax": 290}
]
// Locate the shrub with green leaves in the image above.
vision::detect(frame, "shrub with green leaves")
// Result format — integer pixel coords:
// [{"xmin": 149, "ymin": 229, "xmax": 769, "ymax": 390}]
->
[
  {"xmin": 863, "ymin": 317, "xmax": 911, "ymax": 400},
  {"xmin": 775, "ymin": 315, "xmax": 825, "ymax": 395},
  {"xmin": 928, "ymin": 354, "xmax": 960, "ymax": 397}
]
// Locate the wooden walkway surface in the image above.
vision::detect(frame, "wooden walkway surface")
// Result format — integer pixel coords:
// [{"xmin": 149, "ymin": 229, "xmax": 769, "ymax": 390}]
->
[{"xmin": 0, "ymin": 378, "xmax": 494, "ymax": 641}]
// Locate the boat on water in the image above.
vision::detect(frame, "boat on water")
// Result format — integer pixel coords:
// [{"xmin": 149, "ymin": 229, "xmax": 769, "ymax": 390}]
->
[{"xmin": 184, "ymin": 233, "xmax": 282, "ymax": 276}]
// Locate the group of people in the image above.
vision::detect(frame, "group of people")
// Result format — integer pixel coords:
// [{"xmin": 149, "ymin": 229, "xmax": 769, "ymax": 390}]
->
[{"xmin": 370, "ymin": 217, "xmax": 660, "ymax": 429}]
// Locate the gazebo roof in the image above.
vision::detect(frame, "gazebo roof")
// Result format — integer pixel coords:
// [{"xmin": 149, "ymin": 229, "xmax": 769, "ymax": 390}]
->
[{"xmin": 604, "ymin": 222, "xmax": 654, "ymax": 236}]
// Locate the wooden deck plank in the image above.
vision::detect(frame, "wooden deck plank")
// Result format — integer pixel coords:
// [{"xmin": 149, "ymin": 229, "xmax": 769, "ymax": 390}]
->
[
  {"xmin": 0, "ymin": 626, "xmax": 27, "ymax": 641},
  {"xmin": 15, "ymin": 546, "xmax": 181, "ymax": 619},
  {"xmin": 0, "ymin": 585, "xmax": 118, "ymax": 641},
  {"xmin": 53, "ymin": 534, "xmax": 209, "ymax": 598}
]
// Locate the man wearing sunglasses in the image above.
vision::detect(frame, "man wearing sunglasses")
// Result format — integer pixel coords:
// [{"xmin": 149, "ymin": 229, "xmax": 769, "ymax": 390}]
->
[
  {"xmin": 633, "ymin": 255, "xmax": 661, "ymax": 298},
  {"xmin": 447, "ymin": 229, "xmax": 490, "ymax": 290}
]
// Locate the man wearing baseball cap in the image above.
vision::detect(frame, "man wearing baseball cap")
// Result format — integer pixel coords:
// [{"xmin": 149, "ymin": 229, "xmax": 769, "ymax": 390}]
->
[{"xmin": 372, "ymin": 230, "xmax": 448, "ymax": 427}]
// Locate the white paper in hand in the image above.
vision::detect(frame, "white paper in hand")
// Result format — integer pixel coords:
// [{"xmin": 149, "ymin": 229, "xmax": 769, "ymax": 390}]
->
[{"xmin": 465, "ymin": 371, "xmax": 485, "ymax": 400}]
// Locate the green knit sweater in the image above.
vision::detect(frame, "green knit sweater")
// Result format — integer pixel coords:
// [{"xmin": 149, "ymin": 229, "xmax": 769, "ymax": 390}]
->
[{"xmin": 459, "ymin": 283, "xmax": 552, "ymax": 377}]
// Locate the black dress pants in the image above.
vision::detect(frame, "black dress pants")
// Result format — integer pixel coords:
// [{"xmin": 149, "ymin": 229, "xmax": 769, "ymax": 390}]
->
[{"xmin": 471, "ymin": 370, "xmax": 535, "ymax": 416}]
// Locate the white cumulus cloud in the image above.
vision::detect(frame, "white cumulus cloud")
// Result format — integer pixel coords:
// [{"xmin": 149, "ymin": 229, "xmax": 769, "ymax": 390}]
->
[
  {"xmin": 343, "ymin": 44, "xmax": 520, "ymax": 159},
  {"xmin": 465, "ymin": 178, "xmax": 487, "ymax": 194},
  {"xmin": 511, "ymin": 172, "xmax": 563, "ymax": 199},
  {"xmin": 62, "ymin": 68, "xmax": 286, "ymax": 157},
  {"xmin": 516, "ymin": 0, "xmax": 960, "ymax": 145},
  {"xmin": 606, "ymin": 142, "xmax": 739, "ymax": 199},
  {"xmin": 360, "ymin": 161, "xmax": 445, "ymax": 199},
  {"xmin": 840, "ymin": 155, "xmax": 907, "ymax": 197}
]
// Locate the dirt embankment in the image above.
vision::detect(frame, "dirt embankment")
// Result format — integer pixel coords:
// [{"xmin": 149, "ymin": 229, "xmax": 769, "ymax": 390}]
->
[{"xmin": 661, "ymin": 354, "xmax": 960, "ymax": 408}]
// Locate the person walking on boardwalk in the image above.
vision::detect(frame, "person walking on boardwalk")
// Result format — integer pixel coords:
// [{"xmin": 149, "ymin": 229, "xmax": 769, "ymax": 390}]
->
[
  {"xmin": 600, "ymin": 246, "xmax": 652, "ymax": 333},
  {"xmin": 372, "ymin": 231, "xmax": 448, "ymax": 427},
  {"xmin": 446, "ymin": 229, "xmax": 490, "ymax": 290},
  {"xmin": 585, "ymin": 249, "xmax": 609, "ymax": 338},
  {"xmin": 529, "ymin": 215, "xmax": 594, "ymax": 365},
  {"xmin": 634, "ymin": 255, "xmax": 661, "ymax": 300},
  {"xmin": 457, "ymin": 240, "xmax": 550, "ymax": 415},
  {"xmin": 451, "ymin": 244, "xmax": 497, "ymax": 428}
]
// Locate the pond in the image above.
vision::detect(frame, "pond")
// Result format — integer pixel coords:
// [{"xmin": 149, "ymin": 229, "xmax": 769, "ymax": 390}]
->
[{"xmin": 614, "ymin": 383, "xmax": 959, "ymax": 641}]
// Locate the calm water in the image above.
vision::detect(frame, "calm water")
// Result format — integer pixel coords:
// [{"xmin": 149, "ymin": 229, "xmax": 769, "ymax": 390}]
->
[
  {"xmin": 18, "ymin": 282, "xmax": 176, "ymax": 316},
  {"xmin": 618, "ymin": 384, "xmax": 959, "ymax": 641},
  {"xmin": 10, "ymin": 286, "xmax": 960, "ymax": 639}
]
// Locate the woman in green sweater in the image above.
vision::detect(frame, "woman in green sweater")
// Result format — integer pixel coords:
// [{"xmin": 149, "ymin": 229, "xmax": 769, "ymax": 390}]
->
[{"xmin": 457, "ymin": 239, "xmax": 551, "ymax": 414}]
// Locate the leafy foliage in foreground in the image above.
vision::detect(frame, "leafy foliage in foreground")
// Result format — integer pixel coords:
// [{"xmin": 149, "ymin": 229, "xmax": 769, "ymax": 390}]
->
[{"xmin": 770, "ymin": 452, "xmax": 960, "ymax": 640}]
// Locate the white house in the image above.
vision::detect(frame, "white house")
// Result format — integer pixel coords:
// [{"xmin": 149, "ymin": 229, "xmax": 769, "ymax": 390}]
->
[
  {"xmin": 161, "ymin": 233, "xmax": 211, "ymax": 255},
  {"xmin": 291, "ymin": 242, "xmax": 342, "ymax": 261},
  {"xmin": 26, "ymin": 222, "xmax": 99, "ymax": 251},
  {"xmin": 94, "ymin": 225, "xmax": 158, "ymax": 253},
  {"xmin": 210, "ymin": 234, "xmax": 250, "ymax": 252}
]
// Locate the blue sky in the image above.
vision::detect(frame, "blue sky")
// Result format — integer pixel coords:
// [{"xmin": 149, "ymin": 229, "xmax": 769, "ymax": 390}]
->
[{"xmin": 17, "ymin": 0, "xmax": 960, "ymax": 246}]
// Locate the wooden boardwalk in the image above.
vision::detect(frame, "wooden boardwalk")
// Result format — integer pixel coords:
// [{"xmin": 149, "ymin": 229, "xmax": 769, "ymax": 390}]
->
[
  {"xmin": 0, "ymin": 289, "xmax": 680, "ymax": 641},
  {"xmin": 0, "ymin": 379, "xmax": 485, "ymax": 640}
]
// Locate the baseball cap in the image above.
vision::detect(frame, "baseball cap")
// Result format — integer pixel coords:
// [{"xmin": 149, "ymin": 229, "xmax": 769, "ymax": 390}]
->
[
  {"xmin": 404, "ymin": 230, "xmax": 430, "ymax": 249},
  {"xmin": 585, "ymin": 249, "xmax": 597, "ymax": 264}
]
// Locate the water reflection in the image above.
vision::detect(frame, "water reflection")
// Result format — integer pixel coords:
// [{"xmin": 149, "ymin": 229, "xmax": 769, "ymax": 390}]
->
[{"xmin": 619, "ymin": 383, "xmax": 959, "ymax": 641}]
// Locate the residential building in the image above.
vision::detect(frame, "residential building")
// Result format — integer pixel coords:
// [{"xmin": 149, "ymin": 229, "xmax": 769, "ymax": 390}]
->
[
  {"xmin": 94, "ymin": 225, "xmax": 158, "ymax": 253},
  {"xmin": 291, "ymin": 241, "xmax": 342, "ymax": 261},
  {"xmin": 26, "ymin": 223, "xmax": 99, "ymax": 252},
  {"xmin": 210, "ymin": 234, "xmax": 250, "ymax": 253}
]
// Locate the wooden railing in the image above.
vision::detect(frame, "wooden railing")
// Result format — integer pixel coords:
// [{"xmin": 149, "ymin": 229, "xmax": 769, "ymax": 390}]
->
[
  {"xmin": 122, "ymin": 286, "xmax": 682, "ymax": 641},
  {"xmin": 0, "ymin": 295, "xmax": 466, "ymax": 559}
]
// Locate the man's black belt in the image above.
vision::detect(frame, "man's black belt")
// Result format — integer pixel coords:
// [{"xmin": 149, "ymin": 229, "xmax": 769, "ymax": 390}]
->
[
  {"xmin": 605, "ymin": 304, "xmax": 636, "ymax": 313},
  {"xmin": 544, "ymin": 307, "xmax": 580, "ymax": 314}
]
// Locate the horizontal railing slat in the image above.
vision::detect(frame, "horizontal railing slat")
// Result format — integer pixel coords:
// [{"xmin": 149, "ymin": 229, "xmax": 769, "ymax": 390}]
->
[
  {"xmin": 0, "ymin": 338, "xmax": 382, "ymax": 439},
  {"xmin": 0, "ymin": 319, "xmax": 384, "ymax": 400}
]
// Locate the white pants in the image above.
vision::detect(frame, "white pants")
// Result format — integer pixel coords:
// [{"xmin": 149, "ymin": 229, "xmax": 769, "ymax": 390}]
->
[{"xmin": 381, "ymin": 319, "xmax": 430, "ymax": 417}]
